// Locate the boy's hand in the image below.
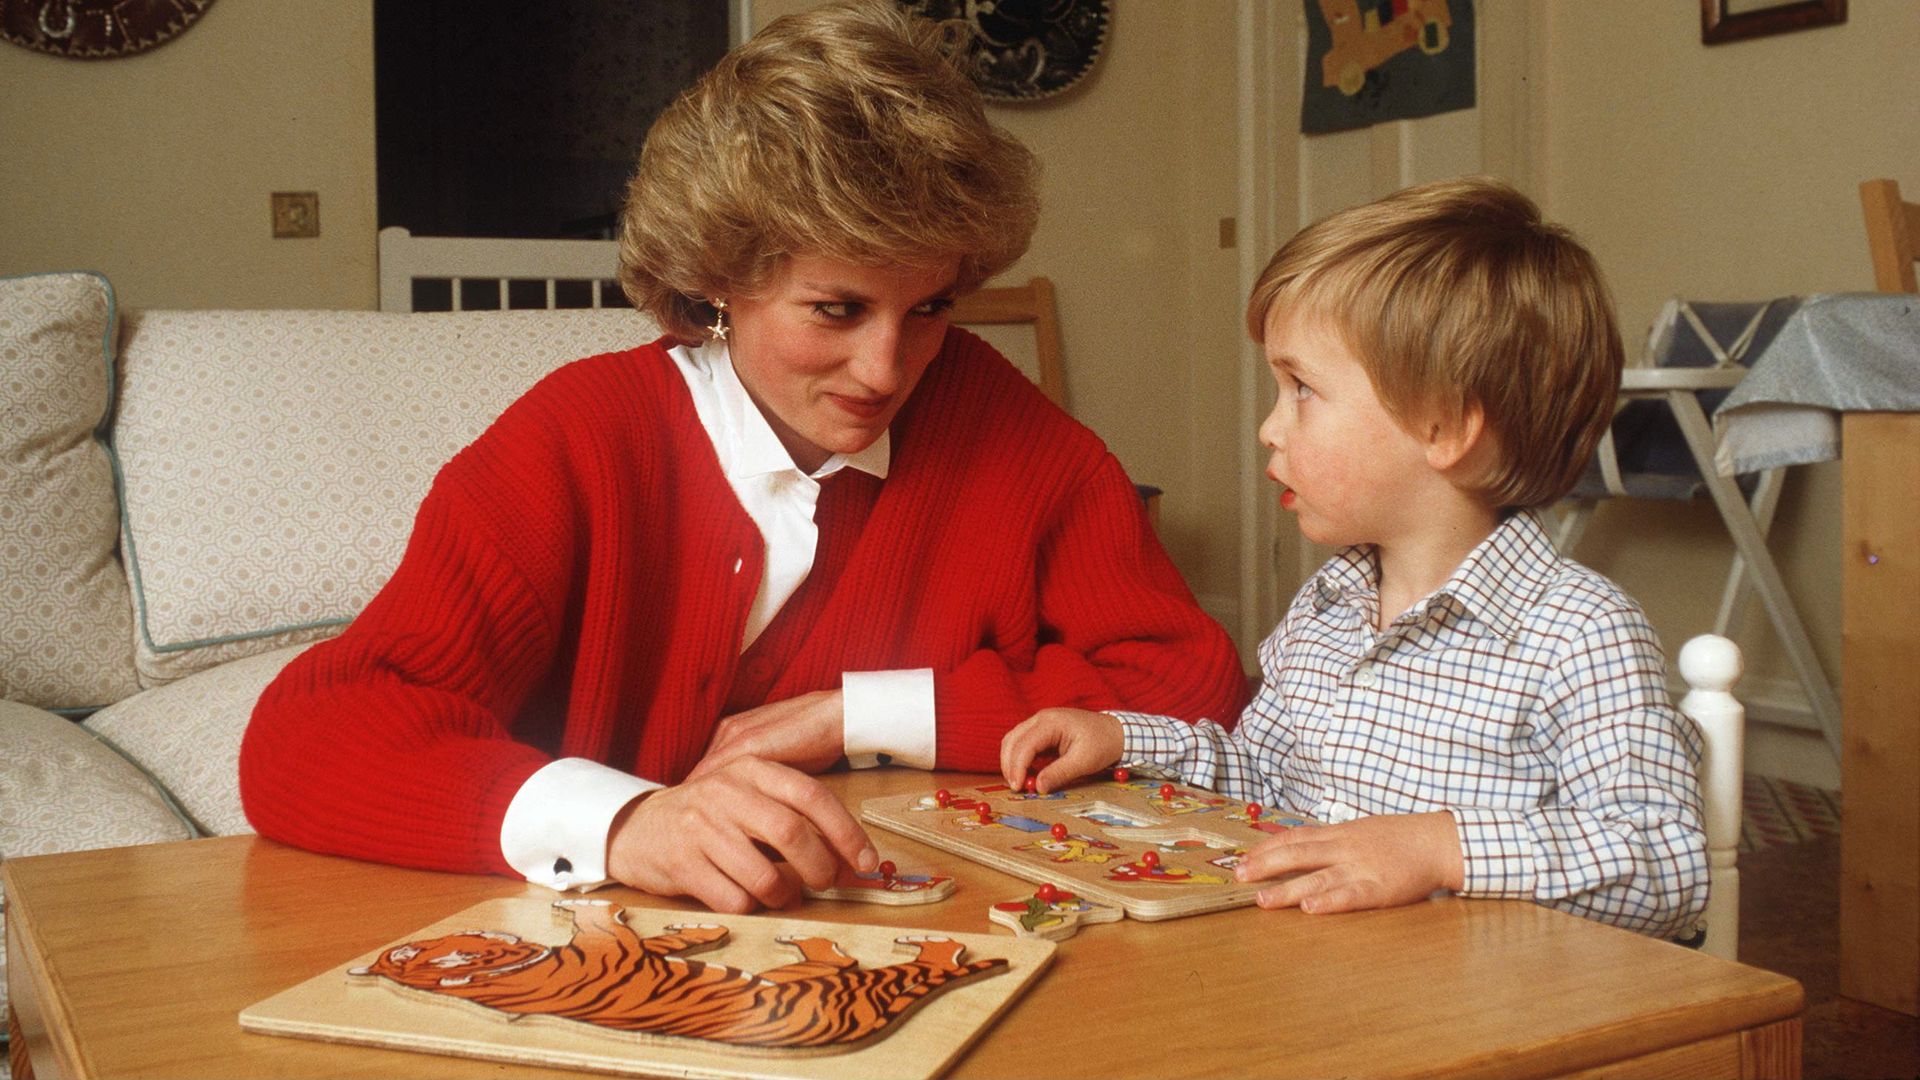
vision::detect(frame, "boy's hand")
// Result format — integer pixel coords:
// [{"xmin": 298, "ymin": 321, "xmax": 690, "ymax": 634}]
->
[
  {"xmin": 1235, "ymin": 811, "xmax": 1465, "ymax": 915},
  {"xmin": 1000, "ymin": 708, "xmax": 1124, "ymax": 793}
]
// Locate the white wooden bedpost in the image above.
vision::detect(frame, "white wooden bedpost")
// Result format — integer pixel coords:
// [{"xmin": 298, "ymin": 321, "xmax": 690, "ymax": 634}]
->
[{"xmin": 1679, "ymin": 633, "xmax": 1745, "ymax": 962}]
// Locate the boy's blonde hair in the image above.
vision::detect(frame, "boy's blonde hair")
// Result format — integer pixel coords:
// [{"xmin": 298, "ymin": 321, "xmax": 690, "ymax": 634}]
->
[
  {"xmin": 619, "ymin": 0, "xmax": 1040, "ymax": 340},
  {"xmin": 1247, "ymin": 177, "xmax": 1622, "ymax": 510}
]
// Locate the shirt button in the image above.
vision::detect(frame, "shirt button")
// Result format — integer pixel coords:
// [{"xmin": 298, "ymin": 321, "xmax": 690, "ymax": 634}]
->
[{"xmin": 1353, "ymin": 665, "xmax": 1377, "ymax": 688}]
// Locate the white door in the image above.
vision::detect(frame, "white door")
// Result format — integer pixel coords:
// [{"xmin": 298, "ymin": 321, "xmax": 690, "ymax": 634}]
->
[{"xmin": 1235, "ymin": 0, "xmax": 1539, "ymax": 646}]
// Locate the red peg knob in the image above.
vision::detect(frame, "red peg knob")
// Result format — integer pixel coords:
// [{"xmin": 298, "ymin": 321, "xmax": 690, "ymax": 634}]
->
[
  {"xmin": 1159, "ymin": 783, "xmax": 1175, "ymax": 801},
  {"xmin": 1036, "ymin": 883, "xmax": 1061, "ymax": 904},
  {"xmin": 878, "ymin": 860, "xmax": 896, "ymax": 879},
  {"xmin": 1113, "ymin": 767, "xmax": 1131, "ymax": 783},
  {"xmin": 977, "ymin": 806, "xmax": 993, "ymax": 823},
  {"xmin": 1247, "ymin": 803, "xmax": 1263, "ymax": 821},
  {"xmin": 1023, "ymin": 774, "xmax": 1039, "ymax": 794},
  {"xmin": 934, "ymin": 789, "xmax": 951, "ymax": 808},
  {"xmin": 1141, "ymin": 850, "xmax": 1161, "ymax": 870},
  {"xmin": 1050, "ymin": 822, "xmax": 1069, "ymax": 841}
]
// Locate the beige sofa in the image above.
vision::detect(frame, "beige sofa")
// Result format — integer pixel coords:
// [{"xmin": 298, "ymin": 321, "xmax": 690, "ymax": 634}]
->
[{"xmin": 0, "ymin": 270, "xmax": 659, "ymax": 1028}]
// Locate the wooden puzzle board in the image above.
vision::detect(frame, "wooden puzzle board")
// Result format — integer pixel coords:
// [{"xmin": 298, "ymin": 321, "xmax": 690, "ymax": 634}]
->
[
  {"xmin": 863, "ymin": 778, "xmax": 1317, "ymax": 921},
  {"xmin": 240, "ymin": 898, "xmax": 1053, "ymax": 1080}
]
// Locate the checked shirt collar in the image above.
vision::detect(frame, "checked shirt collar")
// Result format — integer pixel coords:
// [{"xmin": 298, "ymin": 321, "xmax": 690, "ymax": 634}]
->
[{"xmin": 1309, "ymin": 509, "xmax": 1564, "ymax": 644}]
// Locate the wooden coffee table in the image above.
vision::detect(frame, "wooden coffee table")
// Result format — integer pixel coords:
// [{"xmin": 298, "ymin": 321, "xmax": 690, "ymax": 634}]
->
[{"xmin": 6, "ymin": 768, "xmax": 1803, "ymax": 1079}]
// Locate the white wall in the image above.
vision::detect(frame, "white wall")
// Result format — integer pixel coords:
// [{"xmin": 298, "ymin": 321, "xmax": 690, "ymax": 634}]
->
[
  {"xmin": 1533, "ymin": 0, "xmax": 1920, "ymax": 785},
  {"xmin": 0, "ymin": 0, "xmax": 377, "ymax": 311}
]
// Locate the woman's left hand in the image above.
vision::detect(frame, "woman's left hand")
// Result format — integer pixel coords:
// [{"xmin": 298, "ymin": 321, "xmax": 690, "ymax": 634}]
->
[{"xmin": 690, "ymin": 689, "xmax": 846, "ymax": 778}]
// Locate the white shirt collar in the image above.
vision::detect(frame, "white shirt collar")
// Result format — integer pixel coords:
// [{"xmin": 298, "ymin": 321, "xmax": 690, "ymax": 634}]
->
[{"xmin": 683, "ymin": 338, "xmax": 891, "ymax": 483}]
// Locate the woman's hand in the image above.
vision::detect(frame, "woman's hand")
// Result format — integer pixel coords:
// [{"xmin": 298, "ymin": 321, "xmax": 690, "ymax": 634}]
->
[
  {"xmin": 606, "ymin": 757, "xmax": 877, "ymax": 914},
  {"xmin": 999, "ymin": 707, "xmax": 1124, "ymax": 793},
  {"xmin": 690, "ymin": 689, "xmax": 845, "ymax": 779},
  {"xmin": 1235, "ymin": 811, "xmax": 1465, "ymax": 915}
]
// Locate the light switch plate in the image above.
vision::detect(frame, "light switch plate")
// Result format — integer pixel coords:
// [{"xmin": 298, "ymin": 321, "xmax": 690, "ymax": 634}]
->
[{"xmin": 272, "ymin": 192, "xmax": 320, "ymax": 238}]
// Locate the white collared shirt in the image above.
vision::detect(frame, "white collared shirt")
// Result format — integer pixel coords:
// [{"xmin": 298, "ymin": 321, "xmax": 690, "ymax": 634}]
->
[{"xmin": 500, "ymin": 340, "xmax": 935, "ymax": 891}]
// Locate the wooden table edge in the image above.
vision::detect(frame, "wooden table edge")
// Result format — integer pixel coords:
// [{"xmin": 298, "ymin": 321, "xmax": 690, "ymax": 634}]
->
[
  {"xmin": 7, "ymin": 858, "xmax": 96, "ymax": 1080},
  {"xmin": 1455, "ymin": 984, "xmax": 1804, "ymax": 1080},
  {"xmin": 3, "ymin": 825, "xmax": 1809, "ymax": 1080}
]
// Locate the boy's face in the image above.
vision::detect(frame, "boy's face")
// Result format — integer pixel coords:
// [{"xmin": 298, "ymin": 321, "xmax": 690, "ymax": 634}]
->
[{"xmin": 1256, "ymin": 306, "xmax": 1437, "ymax": 548}]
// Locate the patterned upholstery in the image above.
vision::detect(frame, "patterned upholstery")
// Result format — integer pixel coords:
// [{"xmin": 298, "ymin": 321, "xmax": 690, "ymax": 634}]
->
[
  {"xmin": 86, "ymin": 642, "xmax": 316, "ymax": 836},
  {"xmin": 113, "ymin": 308, "xmax": 657, "ymax": 684},
  {"xmin": 0, "ymin": 699, "xmax": 195, "ymax": 1027},
  {"xmin": 0, "ymin": 272, "xmax": 140, "ymax": 710}
]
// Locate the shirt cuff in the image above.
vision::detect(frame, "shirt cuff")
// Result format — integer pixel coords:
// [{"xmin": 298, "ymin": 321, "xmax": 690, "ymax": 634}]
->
[
  {"xmin": 500, "ymin": 758, "xmax": 661, "ymax": 892},
  {"xmin": 1450, "ymin": 806, "xmax": 1538, "ymax": 899},
  {"xmin": 842, "ymin": 668, "xmax": 935, "ymax": 770},
  {"xmin": 1111, "ymin": 711, "xmax": 1190, "ymax": 775}
]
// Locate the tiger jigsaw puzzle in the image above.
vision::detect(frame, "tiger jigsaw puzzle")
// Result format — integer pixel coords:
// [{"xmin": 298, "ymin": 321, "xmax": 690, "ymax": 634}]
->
[
  {"xmin": 347, "ymin": 898, "xmax": 1002, "ymax": 1050},
  {"xmin": 240, "ymin": 897, "xmax": 1055, "ymax": 1080}
]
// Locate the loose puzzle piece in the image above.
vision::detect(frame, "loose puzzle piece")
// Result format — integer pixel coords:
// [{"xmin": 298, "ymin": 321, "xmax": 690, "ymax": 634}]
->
[
  {"xmin": 988, "ymin": 888, "xmax": 1123, "ymax": 942},
  {"xmin": 802, "ymin": 861, "xmax": 956, "ymax": 906}
]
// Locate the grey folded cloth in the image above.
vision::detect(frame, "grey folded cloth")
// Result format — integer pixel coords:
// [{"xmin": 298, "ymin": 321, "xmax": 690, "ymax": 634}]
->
[{"xmin": 1713, "ymin": 292, "xmax": 1920, "ymax": 475}]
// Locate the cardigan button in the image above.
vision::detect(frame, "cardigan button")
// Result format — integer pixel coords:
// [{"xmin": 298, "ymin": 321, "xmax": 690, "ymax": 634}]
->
[
  {"xmin": 745, "ymin": 658, "xmax": 775, "ymax": 683},
  {"xmin": 732, "ymin": 557, "xmax": 743, "ymax": 575}
]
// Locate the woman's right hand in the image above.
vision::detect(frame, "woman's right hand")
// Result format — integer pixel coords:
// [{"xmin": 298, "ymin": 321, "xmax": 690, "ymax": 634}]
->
[
  {"xmin": 1000, "ymin": 707, "xmax": 1125, "ymax": 794},
  {"xmin": 605, "ymin": 758, "xmax": 877, "ymax": 913}
]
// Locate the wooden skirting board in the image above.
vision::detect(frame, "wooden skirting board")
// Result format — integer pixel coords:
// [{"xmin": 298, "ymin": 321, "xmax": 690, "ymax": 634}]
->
[
  {"xmin": 863, "ymin": 776, "xmax": 1316, "ymax": 921},
  {"xmin": 240, "ymin": 897, "xmax": 1053, "ymax": 1080}
]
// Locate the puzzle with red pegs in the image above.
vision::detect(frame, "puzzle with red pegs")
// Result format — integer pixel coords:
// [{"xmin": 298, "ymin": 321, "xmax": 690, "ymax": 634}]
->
[{"xmin": 861, "ymin": 772, "xmax": 1318, "ymax": 921}]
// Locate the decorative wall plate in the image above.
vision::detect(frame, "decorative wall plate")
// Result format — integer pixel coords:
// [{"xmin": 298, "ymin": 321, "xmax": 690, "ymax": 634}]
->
[
  {"xmin": 2, "ymin": 0, "xmax": 214, "ymax": 60},
  {"xmin": 901, "ymin": 0, "xmax": 1109, "ymax": 103}
]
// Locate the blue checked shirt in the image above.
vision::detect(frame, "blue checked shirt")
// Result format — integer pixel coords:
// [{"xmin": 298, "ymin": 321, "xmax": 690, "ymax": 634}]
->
[{"xmin": 1113, "ymin": 511, "xmax": 1709, "ymax": 938}]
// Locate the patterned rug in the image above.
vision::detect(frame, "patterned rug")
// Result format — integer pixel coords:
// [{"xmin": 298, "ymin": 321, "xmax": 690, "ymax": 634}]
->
[{"xmin": 1741, "ymin": 773, "xmax": 1842, "ymax": 853}]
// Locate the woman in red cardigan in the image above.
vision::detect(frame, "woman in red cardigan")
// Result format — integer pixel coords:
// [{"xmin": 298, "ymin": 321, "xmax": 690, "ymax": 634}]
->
[{"xmin": 240, "ymin": 0, "xmax": 1247, "ymax": 914}]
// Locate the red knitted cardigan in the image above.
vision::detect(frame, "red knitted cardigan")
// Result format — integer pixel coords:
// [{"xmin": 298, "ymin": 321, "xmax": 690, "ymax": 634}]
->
[{"xmin": 240, "ymin": 330, "xmax": 1248, "ymax": 875}]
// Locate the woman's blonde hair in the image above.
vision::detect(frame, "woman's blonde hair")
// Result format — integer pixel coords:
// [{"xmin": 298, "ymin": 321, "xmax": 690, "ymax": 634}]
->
[
  {"xmin": 620, "ymin": 0, "xmax": 1040, "ymax": 339},
  {"xmin": 1246, "ymin": 177, "xmax": 1623, "ymax": 510}
]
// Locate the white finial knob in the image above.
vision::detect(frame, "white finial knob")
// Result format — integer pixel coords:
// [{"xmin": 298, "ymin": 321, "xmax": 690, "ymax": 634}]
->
[{"xmin": 1679, "ymin": 634, "xmax": 1743, "ymax": 693}]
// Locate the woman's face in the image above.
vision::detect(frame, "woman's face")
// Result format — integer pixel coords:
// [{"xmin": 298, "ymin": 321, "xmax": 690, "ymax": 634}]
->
[{"xmin": 726, "ymin": 255, "xmax": 960, "ymax": 474}]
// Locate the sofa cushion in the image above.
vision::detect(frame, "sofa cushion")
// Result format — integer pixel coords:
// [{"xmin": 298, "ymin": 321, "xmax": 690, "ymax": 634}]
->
[
  {"xmin": 112, "ymin": 308, "xmax": 656, "ymax": 684},
  {"xmin": 1, "ymin": 699, "xmax": 194, "ymax": 1030},
  {"xmin": 85, "ymin": 642, "xmax": 315, "ymax": 837},
  {"xmin": 0, "ymin": 271, "xmax": 141, "ymax": 711},
  {"xmin": 0, "ymin": 699, "xmax": 193, "ymax": 858}
]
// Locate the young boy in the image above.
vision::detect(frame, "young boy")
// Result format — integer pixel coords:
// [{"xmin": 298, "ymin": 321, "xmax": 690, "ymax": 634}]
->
[{"xmin": 1001, "ymin": 178, "xmax": 1708, "ymax": 939}]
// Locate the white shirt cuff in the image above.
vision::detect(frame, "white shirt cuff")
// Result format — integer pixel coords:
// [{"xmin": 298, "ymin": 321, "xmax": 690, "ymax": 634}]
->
[
  {"xmin": 500, "ymin": 758, "xmax": 661, "ymax": 892},
  {"xmin": 842, "ymin": 668, "xmax": 936, "ymax": 770}
]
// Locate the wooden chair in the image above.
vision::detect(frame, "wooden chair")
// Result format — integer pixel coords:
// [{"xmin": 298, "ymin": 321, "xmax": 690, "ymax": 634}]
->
[
  {"xmin": 951, "ymin": 277, "xmax": 1067, "ymax": 409},
  {"xmin": 952, "ymin": 277, "xmax": 1162, "ymax": 529},
  {"xmin": 1677, "ymin": 633, "xmax": 1745, "ymax": 962},
  {"xmin": 1860, "ymin": 178, "xmax": 1920, "ymax": 293}
]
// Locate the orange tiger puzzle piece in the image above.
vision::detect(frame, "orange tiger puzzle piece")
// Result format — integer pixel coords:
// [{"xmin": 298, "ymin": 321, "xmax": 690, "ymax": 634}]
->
[{"xmin": 346, "ymin": 899, "xmax": 1006, "ymax": 1051}]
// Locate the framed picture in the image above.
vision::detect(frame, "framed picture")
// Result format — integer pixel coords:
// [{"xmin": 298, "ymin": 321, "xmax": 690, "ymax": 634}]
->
[{"xmin": 1700, "ymin": 0, "xmax": 1846, "ymax": 45}]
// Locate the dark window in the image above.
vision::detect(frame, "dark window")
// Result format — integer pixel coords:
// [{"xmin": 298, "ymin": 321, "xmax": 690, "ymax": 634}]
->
[{"xmin": 376, "ymin": 2, "xmax": 729, "ymax": 240}]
